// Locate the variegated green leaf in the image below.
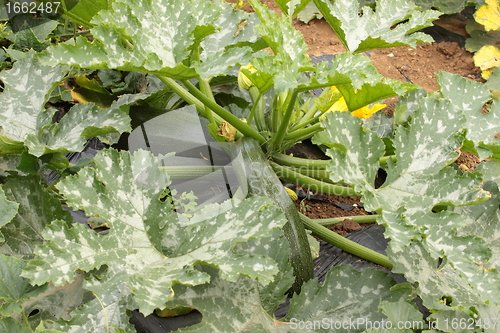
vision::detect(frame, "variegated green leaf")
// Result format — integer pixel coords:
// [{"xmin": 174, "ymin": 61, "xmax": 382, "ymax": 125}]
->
[
  {"xmin": 0, "ymin": 175, "xmax": 72, "ymax": 259},
  {"xmin": 42, "ymin": 0, "xmax": 261, "ymax": 79},
  {"xmin": 23, "ymin": 273, "xmax": 93, "ymax": 329},
  {"xmin": 312, "ymin": 98, "xmax": 493, "ymax": 309},
  {"xmin": 157, "ymin": 230, "xmax": 293, "ymax": 332},
  {"xmin": 0, "ymin": 57, "xmax": 134, "ymax": 156},
  {"xmin": 0, "ymin": 317, "xmax": 32, "ymax": 333},
  {"xmin": 0, "ymin": 185, "xmax": 18, "ymax": 242},
  {"xmin": 0, "ymin": 57, "xmax": 65, "ymax": 145},
  {"xmin": 274, "ymin": 0, "xmax": 312, "ymax": 17},
  {"xmin": 34, "ymin": 321, "xmax": 66, "ymax": 333},
  {"xmin": 436, "ymin": 72, "xmax": 500, "ymax": 148},
  {"xmin": 59, "ymin": 0, "xmax": 111, "ymax": 28},
  {"xmin": 0, "ymin": 254, "xmax": 46, "ymax": 317},
  {"xmin": 413, "ymin": 0, "xmax": 481, "ymax": 14},
  {"xmin": 313, "ymin": 0, "xmax": 439, "ymax": 53},
  {"xmin": 22, "ymin": 148, "xmax": 287, "ymax": 316},
  {"xmin": 279, "ymin": 266, "xmax": 415, "ymax": 333},
  {"xmin": 51, "ymin": 270, "xmax": 137, "ymax": 333},
  {"xmin": 454, "ymin": 161, "xmax": 500, "ymax": 299},
  {"xmin": 247, "ymin": 0, "xmax": 311, "ymax": 92},
  {"xmin": 24, "ymin": 92, "xmax": 139, "ymax": 157}
]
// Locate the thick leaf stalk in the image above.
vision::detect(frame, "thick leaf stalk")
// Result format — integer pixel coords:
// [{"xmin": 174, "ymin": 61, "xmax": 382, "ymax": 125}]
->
[
  {"xmin": 232, "ymin": 137, "xmax": 313, "ymax": 292},
  {"xmin": 270, "ymin": 162, "xmax": 360, "ymax": 196},
  {"xmin": 300, "ymin": 213, "xmax": 393, "ymax": 268}
]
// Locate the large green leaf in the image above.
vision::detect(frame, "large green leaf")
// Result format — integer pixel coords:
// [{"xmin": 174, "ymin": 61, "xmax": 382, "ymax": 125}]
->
[
  {"xmin": 42, "ymin": 0, "xmax": 261, "ymax": 79},
  {"xmin": 274, "ymin": 0, "xmax": 313, "ymax": 17},
  {"xmin": 24, "ymin": 93, "xmax": 137, "ymax": 156},
  {"xmin": 312, "ymin": 0, "xmax": 439, "ymax": 53},
  {"xmin": 0, "ymin": 318, "xmax": 32, "ymax": 333},
  {"xmin": 436, "ymin": 72, "xmax": 500, "ymax": 148},
  {"xmin": 247, "ymin": 0, "xmax": 312, "ymax": 92},
  {"xmin": 155, "ymin": 230, "xmax": 293, "ymax": 332},
  {"xmin": 0, "ymin": 254, "xmax": 46, "ymax": 317},
  {"xmin": 0, "ymin": 57, "xmax": 134, "ymax": 156},
  {"xmin": 23, "ymin": 272, "xmax": 94, "ymax": 329},
  {"xmin": 455, "ymin": 161, "xmax": 500, "ymax": 299},
  {"xmin": 0, "ymin": 175, "xmax": 72, "ymax": 260},
  {"xmin": 280, "ymin": 267, "xmax": 418, "ymax": 333},
  {"xmin": 0, "ymin": 185, "xmax": 18, "ymax": 242},
  {"xmin": 312, "ymin": 101, "xmax": 493, "ymax": 310},
  {"xmin": 58, "ymin": 0, "xmax": 111, "ymax": 28},
  {"xmin": 159, "ymin": 255, "xmax": 417, "ymax": 332},
  {"xmin": 51, "ymin": 270, "xmax": 137, "ymax": 332},
  {"xmin": 8, "ymin": 14, "xmax": 58, "ymax": 52},
  {"xmin": 414, "ymin": 0, "xmax": 484, "ymax": 14},
  {"xmin": 22, "ymin": 148, "xmax": 288, "ymax": 316},
  {"xmin": 0, "ymin": 57, "xmax": 65, "ymax": 145}
]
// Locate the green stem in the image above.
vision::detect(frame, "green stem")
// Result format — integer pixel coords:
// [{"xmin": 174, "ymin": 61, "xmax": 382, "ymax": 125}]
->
[
  {"xmin": 287, "ymin": 166, "xmax": 334, "ymax": 184},
  {"xmin": 248, "ymin": 86, "xmax": 267, "ymax": 132},
  {"xmin": 300, "ymin": 213, "xmax": 392, "ymax": 268},
  {"xmin": 284, "ymin": 122, "xmax": 322, "ymax": 141},
  {"xmin": 199, "ymin": 78, "xmax": 216, "ymax": 125},
  {"xmin": 181, "ymin": 80, "xmax": 266, "ymax": 145},
  {"xmin": 272, "ymin": 89, "xmax": 299, "ymax": 150},
  {"xmin": 273, "ymin": 153, "xmax": 330, "ymax": 168},
  {"xmin": 21, "ymin": 311, "xmax": 30, "ymax": 327},
  {"xmin": 158, "ymin": 165, "xmax": 229, "ymax": 179},
  {"xmin": 270, "ymin": 162, "xmax": 360, "ymax": 196},
  {"xmin": 314, "ymin": 214, "xmax": 378, "ymax": 226},
  {"xmin": 156, "ymin": 75, "xmax": 208, "ymax": 113},
  {"xmin": 290, "ymin": 104, "xmax": 318, "ymax": 131},
  {"xmin": 273, "ymin": 153, "xmax": 397, "ymax": 169}
]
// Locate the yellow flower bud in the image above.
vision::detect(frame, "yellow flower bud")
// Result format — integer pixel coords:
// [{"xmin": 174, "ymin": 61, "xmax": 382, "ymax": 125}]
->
[
  {"xmin": 238, "ymin": 64, "xmax": 257, "ymax": 90},
  {"xmin": 284, "ymin": 186, "xmax": 298, "ymax": 200}
]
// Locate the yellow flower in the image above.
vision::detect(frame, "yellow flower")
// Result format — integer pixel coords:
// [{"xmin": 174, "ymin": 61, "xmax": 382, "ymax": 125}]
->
[
  {"xmin": 321, "ymin": 86, "xmax": 386, "ymax": 119},
  {"xmin": 351, "ymin": 103, "xmax": 387, "ymax": 118}
]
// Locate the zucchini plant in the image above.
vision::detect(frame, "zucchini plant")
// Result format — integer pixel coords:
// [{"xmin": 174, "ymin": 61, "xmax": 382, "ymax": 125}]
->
[{"xmin": 0, "ymin": 0, "xmax": 499, "ymax": 332}]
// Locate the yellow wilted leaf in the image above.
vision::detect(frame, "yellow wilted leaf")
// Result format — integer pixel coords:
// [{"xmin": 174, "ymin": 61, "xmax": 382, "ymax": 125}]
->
[
  {"xmin": 476, "ymin": 0, "xmax": 500, "ymax": 31},
  {"xmin": 70, "ymin": 90, "xmax": 90, "ymax": 104},
  {"xmin": 474, "ymin": 45, "xmax": 500, "ymax": 70}
]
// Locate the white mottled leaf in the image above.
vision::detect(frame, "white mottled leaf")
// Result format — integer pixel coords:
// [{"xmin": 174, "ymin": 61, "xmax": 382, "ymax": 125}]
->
[
  {"xmin": 0, "ymin": 57, "xmax": 65, "ymax": 143},
  {"xmin": 24, "ymin": 93, "xmax": 138, "ymax": 157},
  {"xmin": 0, "ymin": 175, "xmax": 72, "ymax": 259},
  {"xmin": 0, "ymin": 57, "xmax": 133, "ymax": 157},
  {"xmin": 312, "ymin": 98, "xmax": 493, "ymax": 309},
  {"xmin": 42, "ymin": 0, "xmax": 260, "ymax": 79},
  {"xmin": 436, "ymin": 71, "xmax": 500, "ymax": 148},
  {"xmin": 23, "ymin": 273, "xmax": 93, "ymax": 327},
  {"xmin": 0, "ymin": 254, "xmax": 46, "ymax": 316},
  {"xmin": 279, "ymin": 266, "xmax": 415, "ymax": 332},
  {"xmin": 0, "ymin": 185, "xmax": 18, "ymax": 242},
  {"xmin": 22, "ymin": 148, "xmax": 287, "ymax": 317},
  {"xmin": 157, "ymin": 230, "xmax": 294, "ymax": 332},
  {"xmin": 51, "ymin": 270, "xmax": 137, "ymax": 333},
  {"xmin": 313, "ymin": 0, "xmax": 439, "ymax": 53},
  {"xmin": 247, "ymin": 0, "xmax": 311, "ymax": 92}
]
